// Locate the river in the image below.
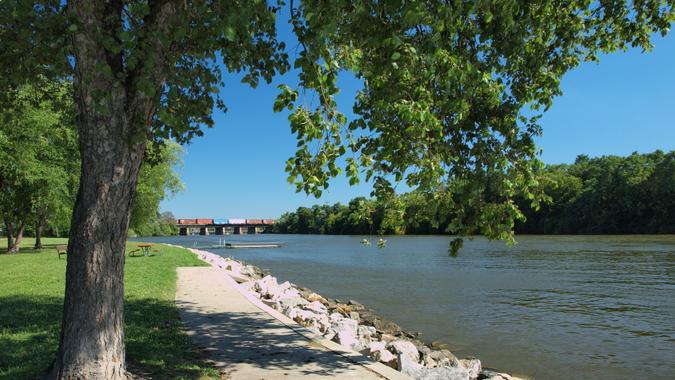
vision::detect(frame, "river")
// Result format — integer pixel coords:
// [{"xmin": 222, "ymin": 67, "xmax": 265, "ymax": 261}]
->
[{"xmin": 134, "ymin": 234, "xmax": 675, "ymax": 380}]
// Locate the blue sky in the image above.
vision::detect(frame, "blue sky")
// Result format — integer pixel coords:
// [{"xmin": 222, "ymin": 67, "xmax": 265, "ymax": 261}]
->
[{"xmin": 162, "ymin": 22, "xmax": 675, "ymax": 219}]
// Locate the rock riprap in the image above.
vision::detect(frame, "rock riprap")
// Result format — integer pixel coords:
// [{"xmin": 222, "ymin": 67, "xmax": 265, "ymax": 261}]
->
[{"xmin": 192, "ymin": 249, "xmax": 522, "ymax": 380}]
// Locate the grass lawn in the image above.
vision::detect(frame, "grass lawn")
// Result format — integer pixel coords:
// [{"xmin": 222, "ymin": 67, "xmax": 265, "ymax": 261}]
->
[{"xmin": 0, "ymin": 237, "xmax": 220, "ymax": 379}]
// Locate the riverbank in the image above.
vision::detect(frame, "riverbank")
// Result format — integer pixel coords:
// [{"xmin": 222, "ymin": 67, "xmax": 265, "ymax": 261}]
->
[
  {"xmin": 189, "ymin": 247, "xmax": 523, "ymax": 380},
  {"xmin": 0, "ymin": 238, "xmax": 220, "ymax": 379}
]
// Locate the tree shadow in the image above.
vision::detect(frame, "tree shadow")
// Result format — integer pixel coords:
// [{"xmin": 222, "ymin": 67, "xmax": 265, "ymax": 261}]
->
[
  {"xmin": 176, "ymin": 299, "xmax": 371, "ymax": 378},
  {"xmin": 0, "ymin": 295, "xmax": 217, "ymax": 379}
]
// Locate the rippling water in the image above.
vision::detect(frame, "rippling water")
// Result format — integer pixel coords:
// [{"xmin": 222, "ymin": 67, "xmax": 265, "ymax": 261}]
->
[{"xmin": 135, "ymin": 234, "xmax": 675, "ymax": 380}]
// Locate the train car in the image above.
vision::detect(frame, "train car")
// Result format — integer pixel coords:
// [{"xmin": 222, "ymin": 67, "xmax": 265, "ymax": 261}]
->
[
  {"xmin": 213, "ymin": 218, "xmax": 229, "ymax": 224},
  {"xmin": 246, "ymin": 219, "xmax": 263, "ymax": 225},
  {"xmin": 195, "ymin": 218, "xmax": 213, "ymax": 224},
  {"xmin": 177, "ymin": 219, "xmax": 196, "ymax": 225},
  {"xmin": 262, "ymin": 219, "xmax": 276, "ymax": 225},
  {"xmin": 228, "ymin": 218, "xmax": 246, "ymax": 224}
]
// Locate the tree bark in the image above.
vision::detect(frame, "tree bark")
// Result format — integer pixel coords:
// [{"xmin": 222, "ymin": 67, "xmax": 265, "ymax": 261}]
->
[
  {"xmin": 48, "ymin": 4, "xmax": 146, "ymax": 379},
  {"xmin": 4, "ymin": 220, "xmax": 14, "ymax": 253},
  {"xmin": 48, "ymin": 103, "xmax": 146, "ymax": 378},
  {"xmin": 47, "ymin": 0, "xmax": 175, "ymax": 377},
  {"xmin": 34, "ymin": 221, "xmax": 43, "ymax": 250},
  {"xmin": 10, "ymin": 222, "xmax": 25, "ymax": 252}
]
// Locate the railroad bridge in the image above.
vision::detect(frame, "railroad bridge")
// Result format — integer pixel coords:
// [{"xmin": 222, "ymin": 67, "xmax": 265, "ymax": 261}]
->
[{"xmin": 176, "ymin": 218, "xmax": 275, "ymax": 236}]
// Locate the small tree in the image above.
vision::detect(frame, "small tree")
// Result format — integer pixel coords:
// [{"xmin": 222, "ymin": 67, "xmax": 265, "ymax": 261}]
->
[{"xmin": 0, "ymin": 80, "xmax": 76, "ymax": 252}]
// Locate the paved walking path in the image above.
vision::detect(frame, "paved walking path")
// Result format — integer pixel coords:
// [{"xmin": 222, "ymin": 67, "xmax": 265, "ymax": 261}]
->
[{"xmin": 176, "ymin": 267, "xmax": 406, "ymax": 379}]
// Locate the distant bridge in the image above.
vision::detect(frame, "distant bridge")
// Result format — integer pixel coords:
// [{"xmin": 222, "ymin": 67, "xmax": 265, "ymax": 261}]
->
[{"xmin": 176, "ymin": 218, "xmax": 275, "ymax": 236}]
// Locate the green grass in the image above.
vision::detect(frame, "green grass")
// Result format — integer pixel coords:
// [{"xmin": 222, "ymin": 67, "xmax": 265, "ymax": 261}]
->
[{"xmin": 0, "ymin": 237, "xmax": 220, "ymax": 379}]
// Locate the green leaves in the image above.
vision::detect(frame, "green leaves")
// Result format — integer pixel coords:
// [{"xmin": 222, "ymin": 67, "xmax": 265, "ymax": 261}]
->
[{"xmin": 282, "ymin": 0, "xmax": 674, "ymax": 253}]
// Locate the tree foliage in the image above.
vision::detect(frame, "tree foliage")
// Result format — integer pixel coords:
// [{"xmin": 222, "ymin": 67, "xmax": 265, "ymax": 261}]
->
[
  {"xmin": 129, "ymin": 143, "xmax": 184, "ymax": 236},
  {"xmin": 277, "ymin": 0, "xmax": 674, "ymax": 252},
  {"xmin": 0, "ymin": 80, "xmax": 78, "ymax": 251},
  {"xmin": 517, "ymin": 150, "xmax": 675, "ymax": 233},
  {"xmin": 275, "ymin": 150, "xmax": 675, "ymax": 237},
  {"xmin": 1, "ymin": 1, "xmax": 673, "ymax": 376}
]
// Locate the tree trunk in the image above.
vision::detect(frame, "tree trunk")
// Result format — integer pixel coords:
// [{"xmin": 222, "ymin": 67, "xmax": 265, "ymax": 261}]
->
[
  {"xmin": 48, "ymin": 8, "xmax": 147, "ymax": 377},
  {"xmin": 47, "ymin": 115, "xmax": 146, "ymax": 379},
  {"xmin": 4, "ymin": 220, "xmax": 14, "ymax": 253},
  {"xmin": 47, "ymin": 1, "xmax": 173, "ymax": 377},
  {"xmin": 10, "ymin": 222, "xmax": 25, "ymax": 252},
  {"xmin": 34, "ymin": 221, "xmax": 43, "ymax": 250}
]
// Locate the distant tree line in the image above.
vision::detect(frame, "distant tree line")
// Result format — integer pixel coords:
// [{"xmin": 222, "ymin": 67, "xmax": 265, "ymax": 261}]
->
[
  {"xmin": 516, "ymin": 151, "xmax": 674, "ymax": 234},
  {"xmin": 273, "ymin": 151, "xmax": 675, "ymax": 235},
  {"xmin": 0, "ymin": 80, "xmax": 182, "ymax": 252}
]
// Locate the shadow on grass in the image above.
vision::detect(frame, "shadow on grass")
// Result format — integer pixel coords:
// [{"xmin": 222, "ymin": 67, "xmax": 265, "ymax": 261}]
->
[
  {"xmin": 0, "ymin": 243, "xmax": 64, "ymax": 255},
  {"xmin": 0, "ymin": 295, "xmax": 217, "ymax": 380}
]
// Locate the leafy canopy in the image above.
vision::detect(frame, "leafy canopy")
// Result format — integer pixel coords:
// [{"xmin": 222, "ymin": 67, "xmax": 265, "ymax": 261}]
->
[
  {"xmin": 276, "ymin": 0, "xmax": 673, "ymax": 251},
  {"xmin": 0, "ymin": 80, "xmax": 77, "ymax": 233},
  {"xmin": 2, "ymin": 1, "xmax": 673, "ymax": 253}
]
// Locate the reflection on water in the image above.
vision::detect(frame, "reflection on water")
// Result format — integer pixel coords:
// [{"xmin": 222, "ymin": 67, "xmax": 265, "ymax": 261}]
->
[{"xmin": 135, "ymin": 234, "xmax": 675, "ymax": 380}]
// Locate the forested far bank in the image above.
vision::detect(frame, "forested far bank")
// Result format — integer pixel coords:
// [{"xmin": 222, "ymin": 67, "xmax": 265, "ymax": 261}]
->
[{"xmin": 273, "ymin": 151, "xmax": 675, "ymax": 236}]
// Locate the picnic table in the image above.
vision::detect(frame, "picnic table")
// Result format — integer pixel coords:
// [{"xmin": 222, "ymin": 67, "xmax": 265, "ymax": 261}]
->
[
  {"xmin": 127, "ymin": 243, "xmax": 161, "ymax": 257},
  {"xmin": 137, "ymin": 243, "xmax": 155, "ymax": 256}
]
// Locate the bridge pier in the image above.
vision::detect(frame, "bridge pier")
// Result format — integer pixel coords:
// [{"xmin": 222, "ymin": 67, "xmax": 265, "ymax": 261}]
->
[
  {"xmin": 179, "ymin": 227, "xmax": 188, "ymax": 236},
  {"xmin": 199, "ymin": 227, "xmax": 209, "ymax": 235}
]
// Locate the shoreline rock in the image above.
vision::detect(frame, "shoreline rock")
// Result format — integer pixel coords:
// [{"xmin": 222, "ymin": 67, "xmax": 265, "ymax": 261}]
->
[{"xmin": 190, "ymin": 248, "xmax": 522, "ymax": 380}]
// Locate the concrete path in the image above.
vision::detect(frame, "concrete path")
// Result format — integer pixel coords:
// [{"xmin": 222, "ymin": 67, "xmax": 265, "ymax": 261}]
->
[{"xmin": 176, "ymin": 267, "xmax": 397, "ymax": 379}]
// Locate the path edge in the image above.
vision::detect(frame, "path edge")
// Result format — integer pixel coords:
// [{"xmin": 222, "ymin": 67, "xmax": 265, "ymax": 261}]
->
[{"xmin": 180, "ymin": 245, "xmax": 410, "ymax": 380}]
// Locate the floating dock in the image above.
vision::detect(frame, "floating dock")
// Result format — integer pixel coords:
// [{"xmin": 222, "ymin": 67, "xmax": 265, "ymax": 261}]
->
[{"xmin": 225, "ymin": 242, "xmax": 282, "ymax": 249}]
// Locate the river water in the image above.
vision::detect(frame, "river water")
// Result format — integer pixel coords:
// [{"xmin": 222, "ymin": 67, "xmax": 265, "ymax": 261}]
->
[{"xmin": 135, "ymin": 234, "xmax": 675, "ymax": 379}]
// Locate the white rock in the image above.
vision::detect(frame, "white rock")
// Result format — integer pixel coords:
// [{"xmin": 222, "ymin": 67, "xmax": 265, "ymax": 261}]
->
[
  {"xmin": 273, "ymin": 287, "xmax": 300, "ymax": 302},
  {"xmin": 253, "ymin": 275, "xmax": 278, "ymax": 296},
  {"xmin": 303, "ymin": 300, "xmax": 328, "ymax": 314},
  {"xmin": 398, "ymin": 351, "xmax": 424, "ymax": 374},
  {"xmin": 417, "ymin": 366, "xmax": 471, "ymax": 380},
  {"xmin": 354, "ymin": 325, "xmax": 377, "ymax": 352},
  {"xmin": 458, "ymin": 358, "xmax": 481, "ymax": 379},
  {"xmin": 331, "ymin": 318, "xmax": 359, "ymax": 350},
  {"xmin": 372, "ymin": 347, "xmax": 397, "ymax": 368},
  {"xmin": 368, "ymin": 341, "xmax": 386, "ymax": 353},
  {"xmin": 293, "ymin": 309, "xmax": 317, "ymax": 323},
  {"xmin": 278, "ymin": 281, "xmax": 292, "ymax": 291},
  {"xmin": 240, "ymin": 280, "xmax": 256, "ymax": 290},
  {"xmin": 329, "ymin": 312, "xmax": 344, "ymax": 323},
  {"xmin": 388, "ymin": 340, "xmax": 420, "ymax": 364},
  {"xmin": 279, "ymin": 296, "xmax": 309, "ymax": 310},
  {"xmin": 358, "ymin": 325, "xmax": 376, "ymax": 337},
  {"xmin": 336, "ymin": 329, "xmax": 358, "ymax": 348},
  {"xmin": 308, "ymin": 312, "xmax": 330, "ymax": 333}
]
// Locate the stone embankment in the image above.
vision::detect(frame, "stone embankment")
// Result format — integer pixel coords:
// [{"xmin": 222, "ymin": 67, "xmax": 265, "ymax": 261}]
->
[{"xmin": 192, "ymin": 248, "xmax": 522, "ymax": 380}]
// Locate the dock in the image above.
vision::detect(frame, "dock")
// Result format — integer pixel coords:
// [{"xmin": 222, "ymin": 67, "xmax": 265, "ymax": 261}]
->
[{"xmin": 225, "ymin": 242, "xmax": 282, "ymax": 249}]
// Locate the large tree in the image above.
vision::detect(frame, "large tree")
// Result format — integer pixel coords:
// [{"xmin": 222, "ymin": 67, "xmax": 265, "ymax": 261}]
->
[{"xmin": 1, "ymin": 0, "xmax": 672, "ymax": 378}]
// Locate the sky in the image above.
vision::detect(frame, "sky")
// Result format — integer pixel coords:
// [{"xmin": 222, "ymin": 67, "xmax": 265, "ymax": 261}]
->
[{"xmin": 161, "ymin": 19, "xmax": 675, "ymax": 220}]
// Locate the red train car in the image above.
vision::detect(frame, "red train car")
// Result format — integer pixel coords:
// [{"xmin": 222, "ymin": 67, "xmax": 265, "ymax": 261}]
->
[
  {"xmin": 195, "ymin": 218, "xmax": 213, "ymax": 224},
  {"xmin": 177, "ymin": 219, "xmax": 196, "ymax": 225},
  {"xmin": 246, "ymin": 219, "xmax": 263, "ymax": 225},
  {"xmin": 262, "ymin": 219, "xmax": 276, "ymax": 225}
]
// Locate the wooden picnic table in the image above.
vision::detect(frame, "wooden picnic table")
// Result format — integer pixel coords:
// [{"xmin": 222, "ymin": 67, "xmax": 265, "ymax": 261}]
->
[{"xmin": 137, "ymin": 243, "xmax": 154, "ymax": 256}]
